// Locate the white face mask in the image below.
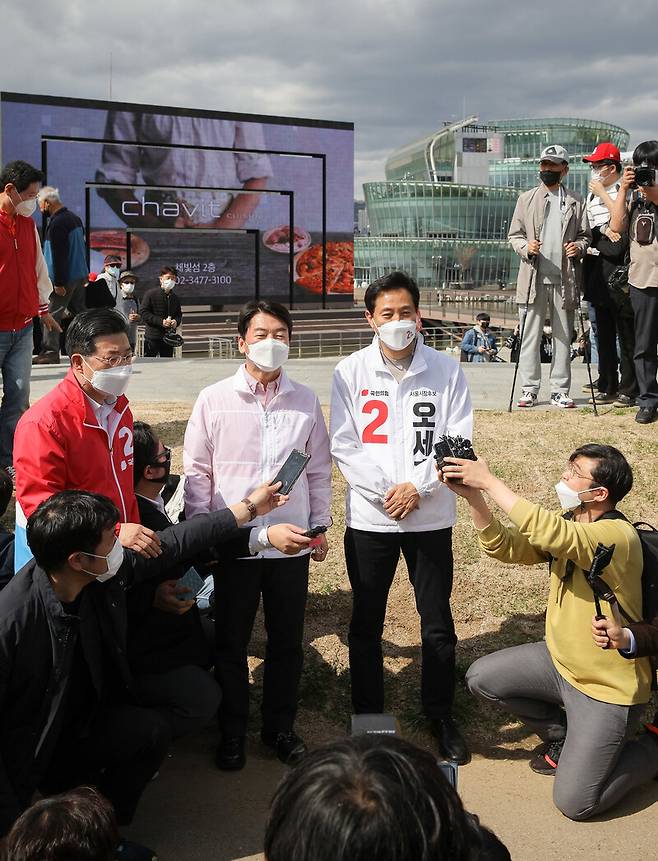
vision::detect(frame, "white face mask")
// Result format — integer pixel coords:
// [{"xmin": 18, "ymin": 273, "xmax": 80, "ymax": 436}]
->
[
  {"xmin": 590, "ymin": 171, "xmax": 604, "ymax": 183},
  {"xmin": 120, "ymin": 283, "xmax": 135, "ymax": 296},
  {"xmin": 543, "ymin": 326, "xmax": 552, "ymax": 336},
  {"xmin": 12, "ymin": 190, "xmax": 37, "ymax": 218},
  {"xmin": 161, "ymin": 279, "xmax": 176, "ymax": 292},
  {"xmin": 555, "ymin": 480, "xmax": 603, "ymax": 511},
  {"xmin": 80, "ymin": 538, "xmax": 124, "ymax": 582},
  {"xmin": 246, "ymin": 338, "xmax": 289, "ymax": 372},
  {"xmin": 376, "ymin": 319, "xmax": 417, "ymax": 351},
  {"xmin": 106, "ymin": 266, "xmax": 120, "ymax": 279},
  {"xmin": 82, "ymin": 358, "xmax": 133, "ymax": 398}
]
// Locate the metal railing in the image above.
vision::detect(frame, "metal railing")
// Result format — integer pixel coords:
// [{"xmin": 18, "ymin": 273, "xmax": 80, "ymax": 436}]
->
[{"xmin": 134, "ymin": 324, "xmax": 497, "ymax": 360}]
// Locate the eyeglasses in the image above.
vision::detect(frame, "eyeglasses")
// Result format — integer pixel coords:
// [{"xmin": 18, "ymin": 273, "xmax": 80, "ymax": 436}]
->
[
  {"xmin": 94, "ymin": 352, "xmax": 135, "ymax": 368},
  {"xmin": 565, "ymin": 462, "xmax": 593, "ymax": 481},
  {"xmin": 149, "ymin": 446, "xmax": 171, "ymax": 467}
]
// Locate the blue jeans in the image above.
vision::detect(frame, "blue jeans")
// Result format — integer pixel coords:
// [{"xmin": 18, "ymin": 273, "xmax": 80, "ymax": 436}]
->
[{"xmin": 0, "ymin": 323, "xmax": 33, "ymax": 466}]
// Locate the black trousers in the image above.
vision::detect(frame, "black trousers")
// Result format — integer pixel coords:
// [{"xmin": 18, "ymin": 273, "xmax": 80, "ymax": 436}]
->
[
  {"xmin": 213, "ymin": 555, "xmax": 310, "ymax": 736},
  {"xmin": 593, "ymin": 300, "xmax": 637, "ymax": 397},
  {"xmin": 41, "ymin": 704, "xmax": 172, "ymax": 826},
  {"xmin": 134, "ymin": 664, "xmax": 222, "ymax": 739},
  {"xmin": 344, "ymin": 527, "xmax": 456, "ymax": 718},
  {"xmin": 144, "ymin": 338, "xmax": 174, "ymax": 358},
  {"xmin": 630, "ymin": 285, "xmax": 658, "ymax": 407}
]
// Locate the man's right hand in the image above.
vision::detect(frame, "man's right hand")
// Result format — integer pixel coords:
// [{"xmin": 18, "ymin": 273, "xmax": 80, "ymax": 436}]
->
[
  {"xmin": 118, "ymin": 522, "xmax": 162, "ymax": 558},
  {"xmin": 53, "ymin": 285, "xmax": 67, "ymax": 297},
  {"xmin": 620, "ymin": 166, "xmax": 636, "ymax": 192},
  {"xmin": 591, "ymin": 616, "xmax": 630, "ymax": 651},
  {"xmin": 527, "ymin": 239, "xmax": 541, "ymax": 256},
  {"xmin": 266, "ymin": 524, "xmax": 312, "ymax": 555}
]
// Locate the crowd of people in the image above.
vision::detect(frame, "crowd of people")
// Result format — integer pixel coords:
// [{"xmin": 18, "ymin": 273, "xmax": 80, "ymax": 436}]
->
[
  {"xmin": 0, "ymin": 153, "xmax": 657, "ymax": 860},
  {"xmin": 505, "ymin": 140, "xmax": 658, "ymax": 423}
]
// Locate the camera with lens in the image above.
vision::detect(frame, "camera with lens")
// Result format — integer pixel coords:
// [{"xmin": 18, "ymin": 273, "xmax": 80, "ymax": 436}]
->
[
  {"xmin": 633, "ymin": 163, "xmax": 657, "ymax": 188},
  {"xmin": 433, "ymin": 434, "xmax": 477, "ymax": 472}
]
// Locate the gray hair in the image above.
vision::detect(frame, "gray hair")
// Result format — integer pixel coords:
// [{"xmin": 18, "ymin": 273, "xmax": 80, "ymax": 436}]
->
[{"xmin": 37, "ymin": 186, "xmax": 61, "ymax": 203}]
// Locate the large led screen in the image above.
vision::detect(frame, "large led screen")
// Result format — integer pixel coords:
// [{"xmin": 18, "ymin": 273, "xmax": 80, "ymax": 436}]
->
[{"xmin": 0, "ymin": 92, "xmax": 354, "ymax": 306}]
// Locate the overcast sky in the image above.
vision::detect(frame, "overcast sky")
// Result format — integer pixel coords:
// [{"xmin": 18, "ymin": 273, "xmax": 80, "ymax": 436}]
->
[{"xmin": 3, "ymin": 0, "xmax": 658, "ymax": 196}]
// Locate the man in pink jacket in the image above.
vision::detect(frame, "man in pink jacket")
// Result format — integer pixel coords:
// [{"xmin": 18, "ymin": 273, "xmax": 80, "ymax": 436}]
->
[{"xmin": 184, "ymin": 300, "xmax": 332, "ymax": 770}]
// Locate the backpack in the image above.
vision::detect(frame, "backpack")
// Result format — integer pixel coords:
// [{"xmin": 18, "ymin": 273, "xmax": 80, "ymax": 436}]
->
[{"xmin": 598, "ymin": 511, "xmax": 658, "ymax": 624}]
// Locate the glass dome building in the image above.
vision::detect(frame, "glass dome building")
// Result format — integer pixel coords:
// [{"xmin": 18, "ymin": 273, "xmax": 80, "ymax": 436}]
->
[{"xmin": 355, "ymin": 116, "xmax": 631, "ymax": 290}]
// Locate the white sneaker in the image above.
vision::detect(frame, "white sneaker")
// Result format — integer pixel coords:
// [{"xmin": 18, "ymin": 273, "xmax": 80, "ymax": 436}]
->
[
  {"xmin": 517, "ymin": 390, "xmax": 537, "ymax": 408},
  {"xmin": 551, "ymin": 392, "xmax": 575, "ymax": 409}
]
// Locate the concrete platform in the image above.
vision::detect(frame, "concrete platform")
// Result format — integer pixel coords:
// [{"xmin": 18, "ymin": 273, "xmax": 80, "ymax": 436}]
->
[{"xmin": 27, "ymin": 356, "xmax": 601, "ymax": 411}]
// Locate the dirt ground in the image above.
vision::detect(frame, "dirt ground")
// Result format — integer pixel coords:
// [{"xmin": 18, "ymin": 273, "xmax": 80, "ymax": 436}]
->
[{"xmin": 119, "ymin": 402, "xmax": 658, "ymax": 859}]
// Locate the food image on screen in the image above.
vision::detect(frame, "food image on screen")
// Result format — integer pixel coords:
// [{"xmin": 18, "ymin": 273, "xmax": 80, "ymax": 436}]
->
[
  {"xmin": 262, "ymin": 225, "xmax": 311, "ymax": 254},
  {"xmin": 294, "ymin": 242, "xmax": 354, "ymax": 294},
  {"xmin": 89, "ymin": 230, "xmax": 150, "ymax": 268}
]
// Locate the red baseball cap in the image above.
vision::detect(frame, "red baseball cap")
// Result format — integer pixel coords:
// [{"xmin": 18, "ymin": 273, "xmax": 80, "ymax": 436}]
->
[{"xmin": 583, "ymin": 142, "xmax": 621, "ymax": 163}]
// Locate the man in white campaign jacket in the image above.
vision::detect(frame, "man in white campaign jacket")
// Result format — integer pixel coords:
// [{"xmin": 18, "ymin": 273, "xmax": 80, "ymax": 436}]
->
[
  {"xmin": 330, "ymin": 271, "xmax": 473, "ymax": 763},
  {"xmin": 184, "ymin": 301, "xmax": 332, "ymax": 772}
]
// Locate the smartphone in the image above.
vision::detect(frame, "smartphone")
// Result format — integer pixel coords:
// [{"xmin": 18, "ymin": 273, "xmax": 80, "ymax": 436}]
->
[
  {"xmin": 303, "ymin": 525, "xmax": 327, "ymax": 538},
  {"xmin": 177, "ymin": 566, "xmax": 205, "ymax": 600},
  {"xmin": 272, "ymin": 449, "xmax": 311, "ymax": 495}
]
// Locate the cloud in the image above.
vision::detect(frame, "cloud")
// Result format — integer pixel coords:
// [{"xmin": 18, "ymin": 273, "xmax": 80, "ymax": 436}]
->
[{"xmin": 2, "ymin": 0, "xmax": 657, "ymax": 194}]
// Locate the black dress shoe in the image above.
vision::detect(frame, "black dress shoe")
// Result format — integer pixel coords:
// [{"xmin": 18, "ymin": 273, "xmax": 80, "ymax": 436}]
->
[
  {"xmin": 261, "ymin": 729, "xmax": 307, "ymax": 766},
  {"xmin": 115, "ymin": 839, "xmax": 158, "ymax": 861},
  {"xmin": 635, "ymin": 405, "xmax": 658, "ymax": 424},
  {"xmin": 215, "ymin": 735, "xmax": 246, "ymax": 771},
  {"xmin": 430, "ymin": 716, "xmax": 471, "ymax": 765}
]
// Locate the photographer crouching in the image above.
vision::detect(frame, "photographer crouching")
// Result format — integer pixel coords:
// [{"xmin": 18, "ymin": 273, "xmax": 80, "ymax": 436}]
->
[{"xmin": 438, "ymin": 444, "xmax": 658, "ymax": 820}]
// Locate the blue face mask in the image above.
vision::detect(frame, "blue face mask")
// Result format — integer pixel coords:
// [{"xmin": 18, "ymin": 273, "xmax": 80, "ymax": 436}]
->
[{"xmin": 106, "ymin": 266, "xmax": 120, "ymax": 279}]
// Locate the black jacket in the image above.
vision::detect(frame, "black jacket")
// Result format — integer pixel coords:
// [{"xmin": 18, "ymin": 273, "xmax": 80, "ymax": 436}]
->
[
  {"xmin": 583, "ymin": 225, "xmax": 628, "ymax": 307},
  {"xmin": 127, "ymin": 496, "xmax": 249, "ymax": 675},
  {"xmin": 0, "ymin": 509, "xmax": 241, "ymax": 834},
  {"xmin": 139, "ymin": 288, "xmax": 182, "ymax": 340},
  {"xmin": 85, "ymin": 272, "xmax": 118, "ymax": 310}
]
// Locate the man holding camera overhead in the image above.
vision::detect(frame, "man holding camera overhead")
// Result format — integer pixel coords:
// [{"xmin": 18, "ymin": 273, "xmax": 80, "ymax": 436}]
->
[
  {"xmin": 609, "ymin": 141, "xmax": 658, "ymax": 424},
  {"xmin": 330, "ymin": 271, "xmax": 473, "ymax": 764}
]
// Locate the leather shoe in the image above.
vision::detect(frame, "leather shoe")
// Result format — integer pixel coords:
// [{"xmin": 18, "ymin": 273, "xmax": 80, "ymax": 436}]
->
[
  {"xmin": 215, "ymin": 735, "xmax": 246, "ymax": 771},
  {"xmin": 261, "ymin": 729, "xmax": 307, "ymax": 766},
  {"xmin": 635, "ymin": 405, "xmax": 658, "ymax": 425},
  {"xmin": 430, "ymin": 716, "xmax": 471, "ymax": 765},
  {"xmin": 32, "ymin": 351, "xmax": 60, "ymax": 365}
]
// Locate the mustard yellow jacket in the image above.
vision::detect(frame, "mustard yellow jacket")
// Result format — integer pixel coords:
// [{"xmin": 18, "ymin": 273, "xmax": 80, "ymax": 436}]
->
[{"xmin": 478, "ymin": 499, "xmax": 652, "ymax": 706}]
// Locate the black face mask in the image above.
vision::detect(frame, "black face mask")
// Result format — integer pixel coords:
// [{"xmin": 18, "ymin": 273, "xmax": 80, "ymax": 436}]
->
[
  {"xmin": 540, "ymin": 169, "xmax": 562, "ymax": 187},
  {"xmin": 145, "ymin": 460, "xmax": 171, "ymax": 484}
]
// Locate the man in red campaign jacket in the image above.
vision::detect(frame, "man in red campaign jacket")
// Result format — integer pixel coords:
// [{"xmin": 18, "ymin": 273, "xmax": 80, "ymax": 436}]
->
[
  {"xmin": 13, "ymin": 308, "xmax": 161, "ymax": 570},
  {"xmin": 0, "ymin": 161, "xmax": 62, "ymax": 473}
]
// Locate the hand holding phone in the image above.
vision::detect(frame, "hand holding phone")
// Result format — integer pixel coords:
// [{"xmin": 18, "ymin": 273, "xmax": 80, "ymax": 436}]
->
[{"xmin": 272, "ymin": 449, "xmax": 311, "ymax": 495}]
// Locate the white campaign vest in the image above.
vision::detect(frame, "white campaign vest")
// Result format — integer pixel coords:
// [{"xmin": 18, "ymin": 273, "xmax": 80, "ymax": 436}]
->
[{"xmin": 330, "ymin": 336, "xmax": 473, "ymax": 533}]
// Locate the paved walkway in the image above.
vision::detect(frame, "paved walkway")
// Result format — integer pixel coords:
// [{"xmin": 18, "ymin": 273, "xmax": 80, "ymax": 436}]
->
[
  {"xmin": 125, "ymin": 729, "xmax": 658, "ymax": 861},
  {"xmin": 28, "ymin": 356, "xmax": 600, "ymax": 410}
]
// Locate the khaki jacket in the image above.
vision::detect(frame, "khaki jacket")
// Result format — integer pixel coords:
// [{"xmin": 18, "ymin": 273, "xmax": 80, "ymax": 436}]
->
[{"xmin": 508, "ymin": 184, "xmax": 591, "ymax": 310}]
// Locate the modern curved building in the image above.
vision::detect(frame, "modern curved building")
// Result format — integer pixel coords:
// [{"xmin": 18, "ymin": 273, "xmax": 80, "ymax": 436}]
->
[{"xmin": 356, "ymin": 116, "xmax": 631, "ymax": 290}]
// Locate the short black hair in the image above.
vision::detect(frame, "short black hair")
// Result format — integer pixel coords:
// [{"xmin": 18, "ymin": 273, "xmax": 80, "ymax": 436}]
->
[
  {"xmin": 238, "ymin": 301, "xmax": 293, "ymax": 338},
  {"xmin": 133, "ymin": 421, "xmax": 159, "ymax": 486},
  {"xmin": 26, "ymin": 491, "xmax": 119, "ymax": 571},
  {"xmin": 264, "ymin": 735, "xmax": 483, "ymax": 861},
  {"xmin": 4, "ymin": 786, "xmax": 118, "ymax": 861},
  {"xmin": 364, "ymin": 272, "xmax": 420, "ymax": 313},
  {"xmin": 160, "ymin": 265, "xmax": 177, "ymax": 277},
  {"xmin": 0, "ymin": 468, "xmax": 12, "ymax": 519},
  {"xmin": 0, "ymin": 160, "xmax": 44, "ymax": 193},
  {"xmin": 633, "ymin": 141, "xmax": 658, "ymax": 168},
  {"xmin": 476, "ymin": 312, "xmax": 490, "ymax": 322},
  {"xmin": 569, "ymin": 444, "xmax": 633, "ymax": 504},
  {"xmin": 65, "ymin": 309, "xmax": 129, "ymax": 358}
]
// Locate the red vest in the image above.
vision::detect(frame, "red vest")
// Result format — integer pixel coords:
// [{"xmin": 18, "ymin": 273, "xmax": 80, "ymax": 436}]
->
[{"xmin": 0, "ymin": 211, "xmax": 40, "ymax": 330}]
